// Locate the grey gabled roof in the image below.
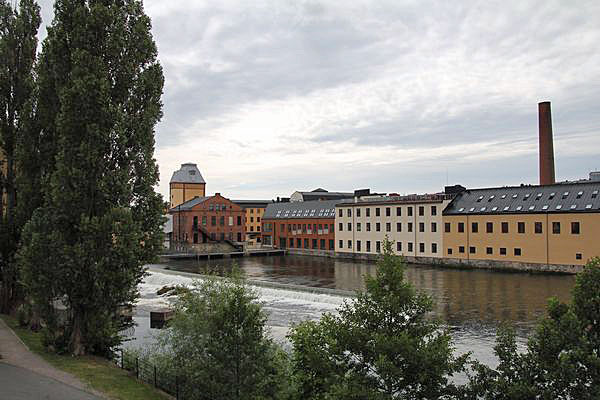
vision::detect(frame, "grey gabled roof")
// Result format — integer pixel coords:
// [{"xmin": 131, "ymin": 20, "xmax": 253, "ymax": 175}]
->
[
  {"xmin": 263, "ymin": 199, "xmax": 350, "ymax": 220},
  {"xmin": 168, "ymin": 196, "xmax": 209, "ymax": 212},
  {"xmin": 443, "ymin": 181, "xmax": 600, "ymax": 216},
  {"xmin": 170, "ymin": 163, "xmax": 206, "ymax": 184}
]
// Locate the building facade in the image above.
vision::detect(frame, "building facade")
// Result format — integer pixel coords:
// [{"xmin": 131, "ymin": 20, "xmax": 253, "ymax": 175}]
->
[
  {"xmin": 233, "ymin": 200, "xmax": 271, "ymax": 246},
  {"xmin": 261, "ymin": 200, "xmax": 339, "ymax": 254},
  {"xmin": 335, "ymin": 194, "xmax": 453, "ymax": 259},
  {"xmin": 443, "ymin": 182, "xmax": 600, "ymax": 267},
  {"xmin": 170, "ymin": 193, "xmax": 245, "ymax": 246},
  {"xmin": 169, "ymin": 163, "xmax": 206, "ymax": 208},
  {"xmin": 290, "ymin": 188, "xmax": 354, "ymax": 202}
]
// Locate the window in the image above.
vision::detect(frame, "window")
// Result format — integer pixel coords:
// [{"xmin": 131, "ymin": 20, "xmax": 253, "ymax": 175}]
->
[
  {"xmin": 592, "ymin": 190, "xmax": 598, "ymax": 199},
  {"xmin": 576, "ymin": 191, "xmax": 583, "ymax": 199},
  {"xmin": 448, "ymin": 248, "xmax": 453, "ymax": 255},
  {"xmin": 535, "ymin": 222, "xmax": 543, "ymax": 234},
  {"xmin": 329, "ymin": 240, "xmax": 334, "ymax": 250},
  {"xmin": 419, "ymin": 206, "xmax": 424, "ymax": 216},
  {"xmin": 357, "ymin": 208, "xmax": 361, "ymax": 217},
  {"xmin": 408, "ymin": 242, "xmax": 413, "ymax": 252},
  {"xmin": 366, "ymin": 241, "xmax": 371, "ymax": 252},
  {"xmin": 376, "ymin": 208, "xmax": 381, "ymax": 217},
  {"xmin": 297, "ymin": 238, "xmax": 302, "ymax": 247},
  {"xmin": 576, "ymin": 253, "xmax": 582, "ymax": 260},
  {"xmin": 397, "ymin": 242, "xmax": 402, "ymax": 252},
  {"xmin": 202, "ymin": 216, "xmax": 207, "ymax": 226},
  {"xmin": 518, "ymin": 222, "xmax": 525, "ymax": 234},
  {"xmin": 571, "ymin": 222, "xmax": 580, "ymax": 234},
  {"xmin": 237, "ymin": 216, "xmax": 242, "ymax": 225},
  {"xmin": 549, "ymin": 192, "xmax": 555, "ymax": 200},
  {"xmin": 472, "ymin": 222, "xmax": 478, "ymax": 233},
  {"xmin": 193, "ymin": 216, "xmax": 198, "ymax": 227},
  {"xmin": 407, "ymin": 207, "xmax": 413, "ymax": 216},
  {"xmin": 366, "ymin": 208, "xmax": 371, "ymax": 217},
  {"xmin": 477, "ymin": 195, "xmax": 484, "ymax": 202},
  {"xmin": 500, "ymin": 247, "xmax": 507, "ymax": 255},
  {"xmin": 339, "ymin": 240, "xmax": 343, "ymax": 249},
  {"xmin": 347, "ymin": 240, "xmax": 352, "ymax": 249},
  {"xmin": 431, "ymin": 206, "xmax": 437, "ymax": 216},
  {"xmin": 445, "ymin": 222, "xmax": 451, "ymax": 233},
  {"xmin": 367, "ymin": 223, "xmax": 371, "ymax": 232},
  {"xmin": 458, "ymin": 222, "xmax": 464, "ymax": 233},
  {"xmin": 356, "ymin": 240, "xmax": 361, "ymax": 251},
  {"xmin": 320, "ymin": 239, "xmax": 326, "ymax": 249},
  {"xmin": 250, "ymin": 216, "xmax": 254, "ymax": 223},
  {"xmin": 289, "ymin": 238, "xmax": 294, "ymax": 247},
  {"xmin": 386, "ymin": 207, "xmax": 391, "ymax": 217},
  {"xmin": 211, "ymin": 216, "xmax": 216, "ymax": 226},
  {"xmin": 419, "ymin": 243, "xmax": 425, "ymax": 253},
  {"xmin": 419, "ymin": 222, "xmax": 425, "ymax": 232},
  {"xmin": 486, "ymin": 247, "xmax": 493, "ymax": 255},
  {"xmin": 459, "ymin": 246, "xmax": 465, "ymax": 254},
  {"xmin": 562, "ymin": 192, "xmax": 569, "ymax": 199},
  {"xmin": 312, "ymin": 239, "xmax": 318, "ymax": 249},
  {"xmin": 396, "ymin": 207, "xmax": 402, "ymax": 216},
  {"xmin": 514, "ymin": 248, "xmax": 522, "ymax": 256},
  {"xmin": 219, "ymin": 216, "xmax": 225, "ymax": 226},
  {"xmin": 486, "ymin": 222, "xmax": 493, "ymax": 233},
  {"xmin": 339, "ymin": 209, "xmax": 343, "ymax": 217},
  {"xmin": 357, "ymin": 223, "xmax": 362, "ymax": 231},
  {"xmin": 470, "ymin": 246, "xmax": 476, "ymax": 254},
  {"xmin": 431, "ymin": 222, "xmax": 437, "ymax": 232},
  {"xmin": 552, "ymin": 222, "xmax": 561, "ymax": 234},
  {"xmin": 432, "ymin": 243, "xmax": 437, "ymax": 253},
  {"xmin": 347, "ymin": 209, "xmax": 352, "ymax": 217},
  {"xmin": 396, "ymin": 222, "xmax": 402, "ymax": 232},
  {"xmin": 376, "ymin": 223, "xmax": 381, "ymax": 232},
  {"xmin": 304, "ymin": 239, "xmax": 309, "ymax": 248},
  {"xmin": 339, "ymin": 222, "xmax": 343, "ymax": 231},
  {"xmin": 376, "ymin": 241, "xmax": 381, "ymax": 253},
  {"xmin": 347, "ymin": 222, "xmax": 352, "ymax": 231},
  {"xmin": 408, "ymin": 223, "xmax": 413, "ymax": 232},
  {"xmin": 501, "ymin": 222, "xmax": 509, "ymax": 233},
  {"xmin": 386, "ymin": 222, "xmax": 391, "ymax": 232}
]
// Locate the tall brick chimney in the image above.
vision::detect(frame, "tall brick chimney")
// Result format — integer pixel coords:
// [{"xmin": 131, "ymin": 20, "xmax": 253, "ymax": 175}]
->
[{"xmin": 538, "ymin": 101, "xmax": 555, "ymax": 185}]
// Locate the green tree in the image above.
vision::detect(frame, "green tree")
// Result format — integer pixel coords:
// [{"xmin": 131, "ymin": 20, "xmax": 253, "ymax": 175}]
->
[
  {"xmin": 0, "ymin": 0, "xmax": 41, "ymax": 314},
  {"xmin": 288, "ymin": 238, "xmax": 468, "ymax": 399},
  {"xmin": 468, "ymin": 257, "xmax": 600, "ymax": 399},
  {"xmin": 18, "ymin": 0, "xmax": 164, "ymax": 356},
  {"xmin": 156, "ymin": 271, "xmax": 292, "ymax": 400}
]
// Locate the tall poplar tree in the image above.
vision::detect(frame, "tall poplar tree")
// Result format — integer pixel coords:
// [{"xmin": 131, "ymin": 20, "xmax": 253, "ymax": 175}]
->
[
  {"xmin": 19, "ymin": 0, "xmax": 164, "ymax": 356},
  {"xmin": 0, "ymin": 0, "xmax": 41, "ymax": 314}
]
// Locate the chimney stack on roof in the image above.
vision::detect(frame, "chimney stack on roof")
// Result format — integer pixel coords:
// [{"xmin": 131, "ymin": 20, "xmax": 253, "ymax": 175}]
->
[{"xmin": 538, "ymin": 101, "xmax": 556, "ymax": 185}]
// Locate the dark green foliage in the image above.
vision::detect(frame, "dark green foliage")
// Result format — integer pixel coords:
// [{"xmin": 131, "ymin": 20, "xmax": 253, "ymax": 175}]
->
[
  {"xmin": 156, "ymin": 270, "xmax": 293, "ymax": 400},
  {"xmin": 0, "ymin": 0, "xmax": 40, "ymax": 313},
  {"xmin": 288, "ymin": 238, "xmax": 468, "ymax": 399},
  {"xmin": 18, "ymin": 0, "xmax": 164, "ymax": 356},
  {"xmin": 468, "ymin": 257, "xmax": 600, "ymax": 399}
]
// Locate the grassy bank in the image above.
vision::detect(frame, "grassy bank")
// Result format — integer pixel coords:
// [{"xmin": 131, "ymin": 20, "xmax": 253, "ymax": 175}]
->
[{"xmin": 0, "ymin": 314, "xmax": 168, "ymax": 400}]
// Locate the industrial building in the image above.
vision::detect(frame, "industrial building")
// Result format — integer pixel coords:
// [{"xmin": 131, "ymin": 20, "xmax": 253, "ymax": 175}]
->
[
  {"xmin": 232, "ymin": 200, "xmax": 271, "ymax": 246},
  {"xmin": 169, "ymin": 163, "xmax": 206, "ymax": 208},
  {"xmin": 290, "ymin": 188, "xmax": 354, "ymax": 202}
]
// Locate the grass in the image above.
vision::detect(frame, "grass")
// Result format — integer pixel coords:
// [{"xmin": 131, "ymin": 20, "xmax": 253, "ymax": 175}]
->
[{"xmin": 0, "ymin": 314, "xmax": 169, "ymax": 400}]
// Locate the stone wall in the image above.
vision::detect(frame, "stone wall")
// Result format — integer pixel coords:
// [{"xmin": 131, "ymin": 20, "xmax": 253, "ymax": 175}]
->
[{"xmin": 287, "ymin": 248, "xmax": 336, "ymax": 258}]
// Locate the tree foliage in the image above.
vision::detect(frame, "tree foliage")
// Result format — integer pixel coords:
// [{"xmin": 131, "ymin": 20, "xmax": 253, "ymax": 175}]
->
[
  {"xmin": 18, "ymin": 0, "xmax": 164, "ymax": 356},
  {"xmin": 156, "ymin": 270, "xmax": 292, "ymax": 400},
  {"xmin": 0, "ymin": 0, "xmax": 40, "ymax": 313},
  {"xmin": 288, "ymin": 238, "xmax": 468, "ymax": 399}
]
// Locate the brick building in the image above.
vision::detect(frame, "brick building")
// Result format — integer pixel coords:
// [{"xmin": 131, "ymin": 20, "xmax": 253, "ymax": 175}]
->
[
  {"xmin": 170, "ymin": 193, "xmax": 245, "ymax": 246},
  {"xmin": 261, "ymin": 199, "xmax": 342, "ymax": 255},
  {"xmin": 232, "ymin": 200, "xmax": 271, "ymax": 246}
]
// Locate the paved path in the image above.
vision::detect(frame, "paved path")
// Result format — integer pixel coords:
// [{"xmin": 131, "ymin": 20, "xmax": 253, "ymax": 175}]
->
[{"xmin": 0, "ymin": 317, "xmax": 104, "ymax": 399}]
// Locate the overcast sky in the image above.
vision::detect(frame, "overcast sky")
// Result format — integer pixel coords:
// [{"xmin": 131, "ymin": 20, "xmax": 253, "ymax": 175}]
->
[{"xmin": 36, "ymin": 0, "xmax": 600, "ymax": 200}]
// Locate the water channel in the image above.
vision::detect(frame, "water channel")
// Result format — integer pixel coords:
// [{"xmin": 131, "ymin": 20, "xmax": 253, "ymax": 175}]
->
[{"xmin": 129, "ymin": 255, "xmax": 576, "ymax": 367}]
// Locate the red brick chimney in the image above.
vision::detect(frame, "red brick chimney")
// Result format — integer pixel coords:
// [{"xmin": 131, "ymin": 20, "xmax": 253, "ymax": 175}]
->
[{"xmin": 538, "ymin": 101, "xmax": 555, "ymax": 185}]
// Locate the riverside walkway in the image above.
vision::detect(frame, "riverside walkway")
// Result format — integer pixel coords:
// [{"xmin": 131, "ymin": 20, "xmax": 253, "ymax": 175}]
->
[{"xmin": 0, "ymin": 317, "xmax": 103, "ymax": 400}]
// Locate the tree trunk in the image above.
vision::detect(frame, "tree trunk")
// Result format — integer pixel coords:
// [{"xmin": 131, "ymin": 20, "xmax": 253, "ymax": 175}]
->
[{"xmin": 69, "ymin": 310, "xmax": 85, "ymax": 356}]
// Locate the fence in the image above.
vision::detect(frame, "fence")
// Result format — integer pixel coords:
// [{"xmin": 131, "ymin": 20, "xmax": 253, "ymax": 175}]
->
[{"xmin": 117, "ymin": 349, "xmax": 187, "ymax": 399}]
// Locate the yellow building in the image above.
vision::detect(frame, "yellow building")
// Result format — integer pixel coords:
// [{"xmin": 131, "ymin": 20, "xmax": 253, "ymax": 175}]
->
[
  {"xmin": 169, "ymin": 163, "xmax": 206, "ymax": 208},
  {"xmin": 443, "ymin": 182, "xmax": 600, "ymax": 268},
  {"xmin": 232, "ymin": 200, "xmax": 270, "ymax": 246}
]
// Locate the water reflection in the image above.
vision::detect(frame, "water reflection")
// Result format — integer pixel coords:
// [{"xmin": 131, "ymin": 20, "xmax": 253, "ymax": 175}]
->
[{"xmin": 162, "ymin": 255, "xmax": 575, "ymax": 332}]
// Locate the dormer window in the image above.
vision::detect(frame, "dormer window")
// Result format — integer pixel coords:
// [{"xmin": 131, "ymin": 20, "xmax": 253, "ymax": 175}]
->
[
  {"xmin": 570, "ymin": 204, "xmax": 577, "ymax": 210},
  {"xmin": 501, "ymin": 194, "xmax": 507, "ymax": 199},
  {"xmin": 491, "ymin": 206, "xmax": 498, "ymax": 211},
  {"xmin": 529, "ymin": 205, "xmax": 535, "ymax": 210},
  {"xmin": 503, "ymin": 206, "xmax": 510, "ymax": 211},
  {"xmin": 480, "ymin": 207, "xmax": 486, "ymax": 211},
  {"xmin": 488, "ymin": 195, "xmax": 495, "ymax": 202},
  {"xmin": 469, "ymin": 207, "xmax": 475, "ymax": 212},
  {"xmin": 536, "ymin": 193, "xmax": 543, "ymax": 200},
  {"xmin": 586, "ymin": 204, "xmax": 593, "ymax": 209},
  {"xmin": 458, "ymin": 208, "xmax": 465, "ymax": 212},
  {"xmin": 576, "ymin": 191, "xmax": 584, "ymax": 199},
  {"xmin": 562, "ymin": 192, "xmax": 569, "ymax": 199},
  {"xmin": 512, "ymin": 194, "xmax": 518, "ymax": 199},
  {"xmin": 556, "ymin": 205, "xmax": 562, "ymax": 210},
  {"xmin": 524, "ymin": 194, "xmax": 531, "ymax": 200},
  {"xmin": 549, "ymin": 193, "xmax": 556, "ymax": 200},
  {"xmin": 542, "ymin": 205, "xmax": 549, "ymax": 210},
  {"xmin": 592, "ymin": 190, "xmax": 599, "ymax": 199},
  {"xmin": 516, "ymin": 206, "xmax": 523, "ymax": 211},
  {"xmin": 189, "ymin": 170, "xmax": 196, "ymax": 175},
  {"xmin": 477, "ymin": 196, "xmax": 484, "ymax": 202}
]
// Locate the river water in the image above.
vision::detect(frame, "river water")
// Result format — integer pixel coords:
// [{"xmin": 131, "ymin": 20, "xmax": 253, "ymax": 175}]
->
[{"xmin": 129, "ymin": 255, "xmax": 575, "ymax": 367}]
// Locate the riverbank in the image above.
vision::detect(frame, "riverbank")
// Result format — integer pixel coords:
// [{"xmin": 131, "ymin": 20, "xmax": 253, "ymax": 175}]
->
[{"xmin": 0, "ymin": 314, "xmax": 169, "ymax": 400}]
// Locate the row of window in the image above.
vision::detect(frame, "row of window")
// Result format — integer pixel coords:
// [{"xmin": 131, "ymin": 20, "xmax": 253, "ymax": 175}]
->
[
  {"xmin": 447, "ymin": 221, "xmax": 581, "ymax": 235},
  {"xmin": 248, "ymin": 216, "xmax": 261, "ymax": 223},
  {"xmin": 339, "ymin": 205, "xmax": 438, "ymax": 218},
  {"xmin": 193, "ymin": 215, "xmax": 242, "ymax": 227},
  {"xmin": 339, "ymin": 240, "xmax": 438, "ymax": 254},
  {"xmin": 208, "ymin": 203, "xmax": 233, "ymax": 211},
  {"xmin": 339, "ymin": 221, "xmax": 438, "ymax": 233},
  {"xmin": 279, "ymin": 223, "xmax": 334, "ymax": 235},
  {"xmin": 245, "ymin": 226, "xmax": 261, "ymax": 232},
  {"xmin": 474, "ymin": 189, "xmax": 598, "ymax": 203},
  {"xmin": 281, "ymin": 238, "xmax": 335, "ymax": 250},
  {"xmin": 449, "ymin": 247, "xmax": 584, "ymax": 260},
  {"xmin": 191, "ymin": 231, "xmax": 243, "ymax": 243}
]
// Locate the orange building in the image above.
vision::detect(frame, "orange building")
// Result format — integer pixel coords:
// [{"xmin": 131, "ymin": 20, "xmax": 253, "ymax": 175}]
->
[{"xmin": 232, "ymin": 200, "xmax": 270, "ymax": 246}]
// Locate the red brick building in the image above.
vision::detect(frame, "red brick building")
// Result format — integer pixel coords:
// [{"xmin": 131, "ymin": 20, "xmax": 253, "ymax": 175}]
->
[
  {"xmin": 261, "ymin": 200, "xmax": 342, "ymax": 253},
  {"xmin": 170, "ymin": 193, "xmax": 245, "ymax": 245}
]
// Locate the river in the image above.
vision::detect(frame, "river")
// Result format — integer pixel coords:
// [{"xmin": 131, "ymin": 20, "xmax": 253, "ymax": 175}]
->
[{"xmin": 128, "ymin": 254, "xmax": 575, "ymax": 367}]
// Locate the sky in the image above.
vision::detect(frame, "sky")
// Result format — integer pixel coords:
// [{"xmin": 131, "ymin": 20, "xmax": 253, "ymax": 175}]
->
[{"xmin": 35, "ymin": 0, "xmax": 600, "ymax": 200}]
